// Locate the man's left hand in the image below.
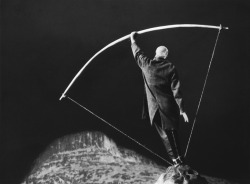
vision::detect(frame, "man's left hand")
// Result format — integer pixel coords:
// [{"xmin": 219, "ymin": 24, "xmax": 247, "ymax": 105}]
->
[{"xmin": 130, "ymin": 31, "xmax": 137, "ymax": 43}]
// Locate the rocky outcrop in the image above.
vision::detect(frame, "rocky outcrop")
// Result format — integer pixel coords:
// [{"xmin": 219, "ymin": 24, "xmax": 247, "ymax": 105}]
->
[
  {"xmin": 155, "ymin": 165, "xmax": 208, "ymax": 184},
  {"xmin": 22, "ymin": 131, "xmax": 165, "ymax": 184},
  {"xmin": 22, "ymin": 131, "xmax": 238, "ymax": 184}
]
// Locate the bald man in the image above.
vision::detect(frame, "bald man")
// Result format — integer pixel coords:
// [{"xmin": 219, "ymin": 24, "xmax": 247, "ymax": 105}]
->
[{"xmin": 130, "ymin": 32, "xmax": 189, "ymax": 166}]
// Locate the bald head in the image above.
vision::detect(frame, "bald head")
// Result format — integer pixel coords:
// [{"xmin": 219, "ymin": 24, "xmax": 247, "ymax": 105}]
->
[{"xmin": 155, "ymin": 46, "xmax": 168, "ymax": 59}]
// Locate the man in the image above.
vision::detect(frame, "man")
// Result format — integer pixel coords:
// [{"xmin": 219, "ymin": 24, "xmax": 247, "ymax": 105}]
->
[{"xmin": 130, "ymin": 32, "xmax": 189, "ymax": 166}]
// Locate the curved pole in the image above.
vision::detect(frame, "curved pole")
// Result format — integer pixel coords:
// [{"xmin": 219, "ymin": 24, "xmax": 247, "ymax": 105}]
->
[{"xmin": 59, "ymin": 24, "xmax": 228, "ymax": 100}]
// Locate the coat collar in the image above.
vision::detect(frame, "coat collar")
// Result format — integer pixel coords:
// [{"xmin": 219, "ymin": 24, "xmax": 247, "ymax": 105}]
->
[{"xmin": 153, "ymin": 57, "xmax": 169, "ymax": 63}]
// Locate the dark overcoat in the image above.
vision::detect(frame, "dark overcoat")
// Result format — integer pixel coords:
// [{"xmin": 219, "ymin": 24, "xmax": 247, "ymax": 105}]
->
[{"xmin": 131, "ymin": 42, "xmax": 184, "ymax": 130}]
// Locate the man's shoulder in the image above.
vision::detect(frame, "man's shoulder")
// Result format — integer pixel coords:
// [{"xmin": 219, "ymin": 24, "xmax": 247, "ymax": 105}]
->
[
  {"xmin": 165, "ymin": 60, "xmax": 176, "ymax": 68},
  {"xmin": 158, "ymin": 59, "xmax": 175, "ymax": 67},
  {"xmin": 162, "ymin": 60, "xmax": 177, "ymax": 73}
]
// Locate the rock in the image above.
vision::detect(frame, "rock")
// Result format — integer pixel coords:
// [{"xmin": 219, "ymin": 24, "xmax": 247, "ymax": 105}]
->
[
  {"xmin": 22, "ymin": 131, "xmax": 166, "ymax": 184},
  {"xmin": 21, "ymin": 131, "xmax": 238, "ymax": 184},
  {"xmin": 155, "ymin": 165, "xmax": 208, "ymax": 184}
]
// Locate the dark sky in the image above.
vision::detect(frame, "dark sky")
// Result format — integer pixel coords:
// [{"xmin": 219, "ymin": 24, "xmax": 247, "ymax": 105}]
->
[{"xmin": 1, "ymin": 0, "xmax": 250, "ymax": 183}]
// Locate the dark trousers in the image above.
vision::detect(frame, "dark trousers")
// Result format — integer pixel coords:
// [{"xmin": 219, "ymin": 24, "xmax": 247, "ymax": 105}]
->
[{"xmin": 153, "ymin": 111, "xmax": 183, "ymax": 164}]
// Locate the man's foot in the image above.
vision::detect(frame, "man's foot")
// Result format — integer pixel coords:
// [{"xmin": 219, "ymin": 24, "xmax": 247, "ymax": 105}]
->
[
  {"xmin": 172, "ymin": 160, "xmax": 181, "ymax": 167},
  {"xmin": 172, "ymin": 156, "xmax": 184, "ymax": 167}
]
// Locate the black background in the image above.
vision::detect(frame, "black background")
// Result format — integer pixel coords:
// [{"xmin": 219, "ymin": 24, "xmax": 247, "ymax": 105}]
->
[{"xmin": 1, "ymin": 0, "xmax": 250, "ymax": 183}]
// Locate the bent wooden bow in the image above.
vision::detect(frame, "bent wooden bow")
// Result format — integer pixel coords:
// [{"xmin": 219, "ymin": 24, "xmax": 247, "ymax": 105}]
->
[{"xmin": 59, "ymin": 24, "xmax": 228, "ymax": 100}]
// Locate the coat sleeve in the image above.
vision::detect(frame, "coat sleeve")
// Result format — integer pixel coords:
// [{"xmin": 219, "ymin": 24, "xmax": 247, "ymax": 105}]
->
[
  {"xmin": 131, "ymin": 42, "xmax": 150, "ymax": 67},
  {"xmin": 171, "ymin": 67, "xmax": 184, "ymax": 113}
]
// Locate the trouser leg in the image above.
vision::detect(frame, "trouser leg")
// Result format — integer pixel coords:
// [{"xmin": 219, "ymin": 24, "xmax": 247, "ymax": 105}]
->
[
  {"xmin": 153, "ymin": 113, "xmax": 184, "ymax": 165},
  {"xmin": 165, "ymin": 129, "xmax": 184, "ymax": 165}
]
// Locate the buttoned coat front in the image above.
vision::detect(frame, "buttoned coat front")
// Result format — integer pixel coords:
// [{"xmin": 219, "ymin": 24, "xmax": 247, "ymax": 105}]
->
[{"xmin": 131, "ymin": 42, "xmax": 184, "ymax": 130}]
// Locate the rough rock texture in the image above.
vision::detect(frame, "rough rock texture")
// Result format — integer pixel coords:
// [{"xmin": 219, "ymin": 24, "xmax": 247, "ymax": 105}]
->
[
  {"xmin": 155, "ymin": 165, "xmax": 208, "ymax": 184},
  {"xmin": 22, "ymin": 131, "xmax": 238, "ymax": 184},
  {"xmin": 22, "ymin": 132, "xmax": 165, "ymax": 184}
]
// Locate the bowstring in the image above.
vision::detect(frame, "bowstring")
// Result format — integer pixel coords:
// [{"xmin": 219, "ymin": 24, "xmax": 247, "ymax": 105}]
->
[
  {"xmin": 66, "ymin": 96, "xmax": 173, "ymax": 165},
  {"xmin": 62, "ymin": 26, "xmax": 224, "ymax": 164},
  {"xmin": 184, "ymin": 26, "xmax": 222, "ymax": 158}
]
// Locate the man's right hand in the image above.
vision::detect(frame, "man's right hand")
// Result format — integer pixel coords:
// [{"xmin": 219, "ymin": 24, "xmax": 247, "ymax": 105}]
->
[
  {"xmin": 130, "ymin": 31, "xmax": 137, "ymax": 44},
  {"xmin": 180, "ymin": 112, "xmax": 189, "ymax": 123}
]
